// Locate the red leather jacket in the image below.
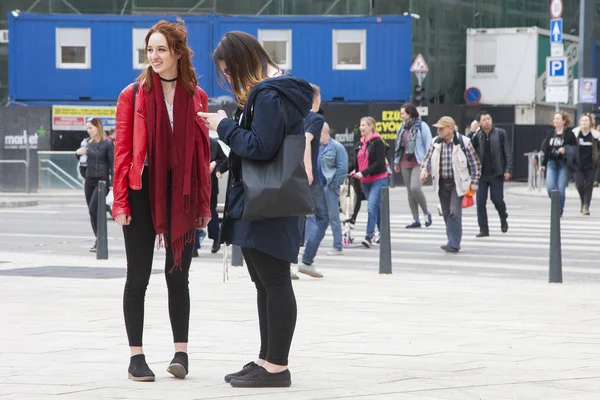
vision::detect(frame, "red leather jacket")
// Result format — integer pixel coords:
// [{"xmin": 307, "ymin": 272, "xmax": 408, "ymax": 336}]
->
[{"xmin": 112, "ymin": 82, "xmax": 211, "ymax": 219}]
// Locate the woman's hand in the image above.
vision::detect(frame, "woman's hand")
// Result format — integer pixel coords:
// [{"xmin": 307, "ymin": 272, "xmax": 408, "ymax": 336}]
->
[
  {"xmin": 210, "ymin": 161, "xmax": 217, "ymax": 173},
  {"xmin": 198, "ymin": 110, "xmax": 227, "ymax": 131},
  {"xmin": 558, "ymin": 147, "xmax": 565, "ymax": 154},
  {"xmin": 115, "ymin": 213, "xmax": 132, "ymax": 226},
  {"xmin": 216, "ymin": 172, "xmax": 223, "ymax": 179},
  {"xmin": 354, "ymin": 172, "xmax": 363, "ymax": 179}
]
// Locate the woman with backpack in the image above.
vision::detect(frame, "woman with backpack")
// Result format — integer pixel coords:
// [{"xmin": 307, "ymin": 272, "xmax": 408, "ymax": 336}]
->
[
  {"xmin": 394, "ymin": 103, "xmax": 433, "ymax": 229},
  {"xmin": 112, "ymin": 19, "xmax": 212, "ymax": 382}
]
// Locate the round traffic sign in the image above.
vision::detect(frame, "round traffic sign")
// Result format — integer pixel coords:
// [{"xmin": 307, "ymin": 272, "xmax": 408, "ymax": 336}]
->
[
  {"xmin": 550, "ymin": 0, "xmax": 563, "ymax": 19},
  {"xmin": 464, "ymin": 87, "xmax": 482, "ymax": 104}
]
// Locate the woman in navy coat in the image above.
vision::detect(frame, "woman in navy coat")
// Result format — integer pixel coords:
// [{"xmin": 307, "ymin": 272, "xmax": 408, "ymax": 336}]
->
[{"xmin": 199, "ymin": 31, "xmax": 313, "ymax": 389}]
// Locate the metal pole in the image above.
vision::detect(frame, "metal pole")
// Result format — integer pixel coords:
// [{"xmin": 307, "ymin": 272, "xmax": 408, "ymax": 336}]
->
[
  {"xmin": 549, "ymin": 190, "xmax": 562, "ymax": 283},
  {"xmin": 24, "ymin": 130, "xmax": 30, "ymax": 194},
  {"xmin": 96, "ymin": 180, "xmax": 109, "ymax": 260},
  {"xmin": 379, "ymin": 186, "xmax": 392, "ymax": 274},
  {"xmin": 577, "ymin": 0, "xmax": 594, "ymax": 118},
  {"xmin": 231, "ymin": 245, "xmax": 243, "ymax": 267}
]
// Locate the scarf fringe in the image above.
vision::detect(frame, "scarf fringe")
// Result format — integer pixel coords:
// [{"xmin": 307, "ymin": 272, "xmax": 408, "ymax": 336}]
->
[{"xmin": 167, "ymin": 228, "xmax": 196, "ymax": 274}]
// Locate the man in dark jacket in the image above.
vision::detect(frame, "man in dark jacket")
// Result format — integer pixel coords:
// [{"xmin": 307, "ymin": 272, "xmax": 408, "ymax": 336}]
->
[{"xmin": 468, "ymin": 111, "xmax": 512, "ymax": 237}]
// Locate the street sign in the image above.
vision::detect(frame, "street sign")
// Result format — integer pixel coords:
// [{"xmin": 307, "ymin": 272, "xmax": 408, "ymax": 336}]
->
[
  {"xmin": 550, "ymin": 0, "xmax": 563, "ymax": 19},
  {"xmin": 550, "ymin": 19, "xmax": 563, "ymax": 43},
  {"xmin": 546, "ymin": 56, "xmax": 567, "ymax": 86},
  {"xmin": 546, "ymin": 86, "xmax": 568, "ymax": 103},
  {"xmin": 410, "ymin": 54, "xmax": 429, "ymax": 72},
  {"xmin": 551, "ymin": 42, "xmax": 564, "ymax": 57},
  {"xmin": 464, "ymin": 87, "xmax": 482, "ymax": 104}
]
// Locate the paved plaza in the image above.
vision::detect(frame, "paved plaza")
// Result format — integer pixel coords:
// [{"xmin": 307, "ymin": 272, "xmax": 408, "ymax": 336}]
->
[{"xmin": 1, "ymin": 183, "xmax": 599, "ymax": 399}]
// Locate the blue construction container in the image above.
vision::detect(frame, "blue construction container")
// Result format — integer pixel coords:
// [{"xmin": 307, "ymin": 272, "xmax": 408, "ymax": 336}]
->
[{"xmin": 8, "ymin": 12, "xmax": 412, "ymax": 105}]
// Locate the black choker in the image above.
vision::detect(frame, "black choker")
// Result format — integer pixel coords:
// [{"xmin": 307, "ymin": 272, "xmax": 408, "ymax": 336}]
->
[{"xmin": 159, "ymin": 75, "xmax": 178, "ymax": 82}]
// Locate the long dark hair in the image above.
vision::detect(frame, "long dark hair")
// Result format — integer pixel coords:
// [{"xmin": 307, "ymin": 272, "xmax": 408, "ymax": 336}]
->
[
  {"xmin": 137, "ymin": 19, "xmax": 197, "ymax": 96},
  {"xmin": 213, "ymin": 31, "xmax": 280, "ymax": 108}
]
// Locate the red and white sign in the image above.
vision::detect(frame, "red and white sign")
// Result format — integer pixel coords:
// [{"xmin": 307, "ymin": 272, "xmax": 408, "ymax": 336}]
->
[
  {"xmin": 550, "ymin": 0, "xmax": 563, "ymax": 19},
  {"xmin": 53, "ymin": 116, "xmax": 85, "ymax": 130},
  {"xmin": 410, "ymin": 54, "xmax": 429, "ymax": 73}
]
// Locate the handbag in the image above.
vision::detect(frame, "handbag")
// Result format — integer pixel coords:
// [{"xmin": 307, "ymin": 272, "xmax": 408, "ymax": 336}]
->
[
  {"xmin": 462, "ymin": 187, "xmax": 475, "ymax": 208},
  {"xmin": 241, "ymin": 99, "xmax": 315, "ymax": 221}
]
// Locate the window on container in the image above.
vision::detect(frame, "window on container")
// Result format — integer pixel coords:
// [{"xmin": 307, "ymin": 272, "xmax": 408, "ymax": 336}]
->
[
  {"xmin": 473, "ymin": 36, "xmax": 497, "ymax": 77},
  {"xmin": 56, "ymin": 28, "xmax": 91, "ymax": 69},
  {"xmin": 332, "ymin": 29, "xmax": 366, "ymax": 70},
  {"xmin": 133, "ymin": 28, "xmax": 149, "ymax": 69},
  {"xmin": 258, "ymin": 29, "xmax": 292, "ymax": 70}
]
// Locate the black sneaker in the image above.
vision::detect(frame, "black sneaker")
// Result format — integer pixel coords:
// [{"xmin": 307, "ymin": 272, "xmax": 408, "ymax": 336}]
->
[
  {"xmin": 425, "ymin": 212, "xmax": 432, "ymax": 227},
  {"xmin": 361, "ymin": 236, "xmax": 372, "ymax": 248},
  {"xmin": 167, "ymin": 352, "xmax": 188, "ymax": 379},
  {"xmin": 224, "ymin": 361, "xmax": 260, "ymax": 383},
  {"xmin": 192, "ymin": 249, "xmax": 199, "ymax": 258},
  {"xmin": 128, "ymin": 354, "xmax": 155, "ymax": 382},
  {"xmin": 405, "ymin": 221, "xmax": 421, "ymax": 229},
  {"xmin": 89, "ymin": 244, "xmax": 97, "ymax": 253},
  {"xmin": 211, "ymin": 241, "xmax": 221, "ymax": 254},
  {"xmin": 476, "ymin": 232, "xmax": 490, "ymax": 238},
  {"xmin": 230, "ymin": 366, "xmax": 291, "ymax": 388},
  {"xmin": 501, "ymin": 219, "xmax": 509, "ymax": 233}
]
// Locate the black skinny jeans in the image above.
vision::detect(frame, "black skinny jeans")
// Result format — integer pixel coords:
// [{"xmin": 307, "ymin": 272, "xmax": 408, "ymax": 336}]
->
[
  {"xmin": 241, "ymin": 247, "xmax": 297, "ymax": 366},
  {"xmin": 84, "ymin": 176, "xmax": 103, "ymax": 237},
  {"xmin": 576, "ymin": 168, "xmax": 596, "ymax": 208},
  {"xmin": 123, "ymin": 169, "xmax": 194, "ymax": 347}
]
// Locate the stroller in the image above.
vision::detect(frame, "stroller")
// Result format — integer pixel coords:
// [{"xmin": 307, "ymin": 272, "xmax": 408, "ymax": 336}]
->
[{"xmin": 340, "ymin": 176, "xmax": 355, "ymax": 248}]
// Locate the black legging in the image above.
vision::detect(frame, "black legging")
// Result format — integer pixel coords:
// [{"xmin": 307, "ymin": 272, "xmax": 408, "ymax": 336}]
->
[
  {"xmin": 207, "ymin": 192, "xmax": 219, "ymax": 241},
  {"xmin": 84, "ymin": 176, "xmax": 102, "ymax": 237},
  {"xmin": 122, "ymin": 169, "xmax": 193, "ymax": 347},
  {"xmin": 241, "ymin": 247, "xmax": 297, "ymax": 366},
  {"xmin": 350, "ymin": 178, "xmax": 363, "ymax": 222}
]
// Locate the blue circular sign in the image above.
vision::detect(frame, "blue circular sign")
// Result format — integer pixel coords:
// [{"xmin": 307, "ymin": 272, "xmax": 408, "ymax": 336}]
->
[{"xmin": 464, "ymin": 87, "xmax": 482, "ymax": 104}]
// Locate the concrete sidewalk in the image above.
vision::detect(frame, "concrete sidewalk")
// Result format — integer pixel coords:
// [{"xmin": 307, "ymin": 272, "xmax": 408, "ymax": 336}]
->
[{"xmin": 0, "ymin": 250, "xmax": 599, "ymax": 399}]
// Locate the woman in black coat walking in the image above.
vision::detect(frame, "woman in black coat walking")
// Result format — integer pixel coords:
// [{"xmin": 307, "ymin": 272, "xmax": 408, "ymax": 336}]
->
[{"xmin": 199, "ymin": 31, "xmax": 313, "ymax": 389}]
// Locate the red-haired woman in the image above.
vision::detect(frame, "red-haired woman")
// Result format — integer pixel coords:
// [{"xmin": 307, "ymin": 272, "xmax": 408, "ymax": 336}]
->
[{"xmin": 113, "ymin": 19, "xmax": 211, "ymax": 382}]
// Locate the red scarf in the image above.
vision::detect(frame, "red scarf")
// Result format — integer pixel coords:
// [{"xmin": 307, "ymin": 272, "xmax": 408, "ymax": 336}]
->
[{"xmin": 145, "ymin": 72, "xmax": 207, "ymax": 272}]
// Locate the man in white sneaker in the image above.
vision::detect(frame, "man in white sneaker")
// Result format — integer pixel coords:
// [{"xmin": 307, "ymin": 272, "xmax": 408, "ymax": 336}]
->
[{"xmin": 318, "ymin": 122, "xmax": 348, "ymax": 256}]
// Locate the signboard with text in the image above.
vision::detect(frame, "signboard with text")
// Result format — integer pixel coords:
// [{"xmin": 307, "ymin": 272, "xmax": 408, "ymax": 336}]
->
[{"xmin": 52, "ymin": 105, "xmax": 117, "ymax": 131}]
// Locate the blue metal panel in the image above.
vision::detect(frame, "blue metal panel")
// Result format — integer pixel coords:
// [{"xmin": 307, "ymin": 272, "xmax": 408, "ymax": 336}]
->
[
  {"xmin": 211, "ymin": 15, "xmax": 412, "ymax": 102},
  {"xmin": 9, "ymin": 13, "xmax": 411, "ymax": 103}
]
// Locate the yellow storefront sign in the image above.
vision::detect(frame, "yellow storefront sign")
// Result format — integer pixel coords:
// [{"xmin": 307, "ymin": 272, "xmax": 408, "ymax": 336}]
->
[{"xmin": 52, "ymin": 105, "xmax": 116, "ymax": 118}]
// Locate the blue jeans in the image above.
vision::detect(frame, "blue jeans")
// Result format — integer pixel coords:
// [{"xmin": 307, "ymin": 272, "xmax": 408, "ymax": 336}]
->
[
  {"xmin": 324, "ymin": 185, "xmax": 343, "ymax": 251},
  {"xmin": 361, "ymin": 177, "xmax": 388, "ymax": 237},
  {"xmin": 302, "ymin": 181, "xmax": 329, "ymax": 264},
  {"xmin": 546, "ymin": 159, "xmax": 568, "ymax": 211},
  {"xmin": 439, "ymin": 178, "xmax": 463, "ymax": 250}
]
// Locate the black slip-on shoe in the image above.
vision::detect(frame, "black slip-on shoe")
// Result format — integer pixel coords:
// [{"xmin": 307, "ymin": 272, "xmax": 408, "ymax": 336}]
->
[
  {"xmin": 167, "ymin": 352, "xmax": 188, "ymax": 379},
  {"xmin": 128, "ymin": 354, "xmax": 155, "ymax": 382},
  {"xmin": 476, "ymin": 232, "xmax": 490, "ymax": 238},
  {"xmin": 441, "ymin": 245, "xmax": 459, "ymax": 253},
  {"xmin": 224, "ymin": 361, "xmax": 260, "ymax": 383},
  {"xmin": 230, "ymin": 366, "xmax": 291, "ymax": 388}
]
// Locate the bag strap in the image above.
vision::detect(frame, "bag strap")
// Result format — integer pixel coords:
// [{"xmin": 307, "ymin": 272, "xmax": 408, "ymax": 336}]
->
[
  {"xmin": 279, "ymin": 98, "xmax": 292, "ymax": 136},
  {"xmin": 132, "ymin": 82, "xmax": 138, "ymax": 128}
]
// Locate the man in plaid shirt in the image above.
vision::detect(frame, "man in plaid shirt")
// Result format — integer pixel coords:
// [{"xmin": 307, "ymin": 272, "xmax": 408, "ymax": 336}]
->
[{"xmin": 420, "ymin": 117, "xmax": 481, "ymax": 252}]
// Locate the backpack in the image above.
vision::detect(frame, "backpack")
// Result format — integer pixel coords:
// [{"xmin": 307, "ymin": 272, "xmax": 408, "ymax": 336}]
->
[{"xmin": 435, "ymin": 132, "xmax": 471, "ymax": 175}]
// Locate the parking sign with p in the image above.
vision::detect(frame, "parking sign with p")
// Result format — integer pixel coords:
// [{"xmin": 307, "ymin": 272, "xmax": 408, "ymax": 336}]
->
[{"xmin": 546, "ymin": 56, "xmax": 567, "ymax": 86}]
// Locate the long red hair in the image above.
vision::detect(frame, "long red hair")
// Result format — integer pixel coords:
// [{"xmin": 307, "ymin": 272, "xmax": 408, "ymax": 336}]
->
[{"xmin": 137, "ymin": 19, "xmax": 197, "ymax": 96}]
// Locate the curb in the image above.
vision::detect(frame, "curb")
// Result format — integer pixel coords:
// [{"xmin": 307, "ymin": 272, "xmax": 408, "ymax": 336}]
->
[
  {"xmin": 0, "ymin": 201, "xmax": 39, "ymax": 209},
  {"xmin": 506, "ymin": 188, "xmax": 580, "ymax": 199}
]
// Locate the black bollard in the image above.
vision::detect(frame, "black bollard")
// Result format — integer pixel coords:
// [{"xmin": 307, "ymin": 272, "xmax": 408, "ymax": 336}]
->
[
  {"xmin": 96, "ymin": 180, "xmax": 109, "ymax": 260},
  {"xmin": 549, "ymin": 190, "xmax": 562, "ymax": 283},
  {"xmin": 232, "ymin": 244, "xmax": 243, "ymax": 267},
  {"xmin": 379, "ymin": 186, "xmax": 392, "ymax": 274}
]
